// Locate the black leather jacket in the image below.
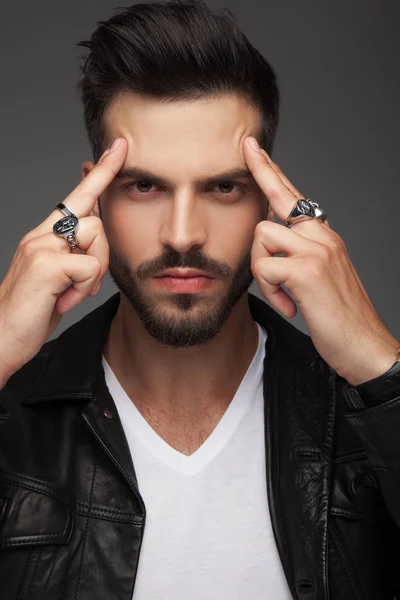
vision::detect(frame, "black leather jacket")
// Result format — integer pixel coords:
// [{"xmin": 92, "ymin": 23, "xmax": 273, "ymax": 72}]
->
[{"xmin": 1, "ymin": 291, "xmax": 400, "ymax": 600}]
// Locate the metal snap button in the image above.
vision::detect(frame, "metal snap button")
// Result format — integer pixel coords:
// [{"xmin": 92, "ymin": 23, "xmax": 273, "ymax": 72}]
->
[{"xmin": 104, "ymin": 409, "xmax": 113, "ymax": 419}]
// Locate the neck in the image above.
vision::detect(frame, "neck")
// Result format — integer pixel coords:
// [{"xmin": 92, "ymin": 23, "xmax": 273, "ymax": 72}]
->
[{"xmin": 103, "ymin": 292, "xmax": 259, "ymax": 417}]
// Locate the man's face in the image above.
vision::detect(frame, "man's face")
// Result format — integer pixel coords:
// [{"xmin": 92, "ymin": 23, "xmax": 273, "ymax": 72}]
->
[{"xmin": 94, "ymin": 92, "xmax": 273, "ymax": 347}]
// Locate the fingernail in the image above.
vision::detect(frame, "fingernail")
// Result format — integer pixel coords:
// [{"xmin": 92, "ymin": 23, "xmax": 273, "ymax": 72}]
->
[
  {"xmin": 248, "ymin": 137, "xmax": 261, "ymax": 152},
  {"xmin": 109, "ymin": 138, "xmax": 122, "ymax": 153}
]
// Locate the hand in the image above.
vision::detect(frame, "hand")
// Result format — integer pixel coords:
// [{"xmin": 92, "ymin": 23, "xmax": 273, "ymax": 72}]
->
[
  {"xmin": 0, "ymin": 137, "xmax": 128, "ymax": 386},
  {"xmin": 243, "ymin": 136, "xmax": 399, "ymax": 386}
]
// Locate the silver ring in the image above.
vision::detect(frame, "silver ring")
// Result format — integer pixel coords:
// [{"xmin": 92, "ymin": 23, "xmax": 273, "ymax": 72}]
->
[
  {"xmin": 53, "ymin": 203, "xmax": 80, "ymax": 250},
  {"xmin": 286, "ymin": 198, "xmax": 327, "ymax": 228}
]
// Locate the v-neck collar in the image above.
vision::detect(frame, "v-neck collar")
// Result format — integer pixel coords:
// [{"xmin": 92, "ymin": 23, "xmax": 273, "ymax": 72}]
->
[{"xmin": 102, "ymin": 322, "xmax": 266, "ymax": 476}]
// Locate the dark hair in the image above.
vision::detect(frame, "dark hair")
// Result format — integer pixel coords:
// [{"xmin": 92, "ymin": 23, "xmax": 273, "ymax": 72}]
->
[{"xmin": 77, "ymin": 0, "xmax": 280, "ymax": 161}]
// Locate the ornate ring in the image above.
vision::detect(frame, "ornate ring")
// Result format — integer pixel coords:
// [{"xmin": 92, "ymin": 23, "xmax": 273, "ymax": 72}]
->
[
  {"xmin": 286, "ymin": 198, "xmax": 327, "ymax": 228},
  {"xmin": 53, "ymin": 203, "xmax": 80, "ymax": 251}
]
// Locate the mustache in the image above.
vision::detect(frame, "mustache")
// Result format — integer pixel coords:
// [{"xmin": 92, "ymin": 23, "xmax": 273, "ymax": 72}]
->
[{"xmin": 135, "ymin": 249, "xmax": 233, "ymax": 280}]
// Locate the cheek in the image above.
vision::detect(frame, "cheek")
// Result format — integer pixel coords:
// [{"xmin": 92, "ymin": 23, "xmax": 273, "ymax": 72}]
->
[
  {"xmin": 209, "ymin": 201, "xmax": 265, "ymax": 253},
  {"xmin": 100, "ymin": 194, "xmax": 159, "ymax": 258}
]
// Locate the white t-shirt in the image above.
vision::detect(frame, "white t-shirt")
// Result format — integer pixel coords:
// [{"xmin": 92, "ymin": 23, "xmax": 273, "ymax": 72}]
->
[{"xmin": 102, "ymin": 323, "xmax": 292, "ymax": 599}]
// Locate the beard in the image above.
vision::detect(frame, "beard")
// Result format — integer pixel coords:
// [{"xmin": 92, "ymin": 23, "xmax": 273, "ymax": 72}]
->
[{"xmin": 107, "ymin": 245, "xmax": 254, "ymax": 348}]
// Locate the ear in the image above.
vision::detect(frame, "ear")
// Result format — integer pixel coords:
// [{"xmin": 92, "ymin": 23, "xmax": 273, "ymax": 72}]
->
[{"xmin": 81, "ymin": 161, "xmax": 101, "ymax": 218}]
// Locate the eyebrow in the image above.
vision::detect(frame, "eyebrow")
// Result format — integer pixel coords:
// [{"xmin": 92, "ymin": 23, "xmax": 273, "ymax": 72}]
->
[{"xmin": 114, "ymin": 166, "xmax": 253, "ymax": 186}]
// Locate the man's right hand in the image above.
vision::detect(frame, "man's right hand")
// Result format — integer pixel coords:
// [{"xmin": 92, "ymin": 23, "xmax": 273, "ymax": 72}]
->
[{"xmin": 0, "ymin": 137, "xmax": 127, "ymax": 388}]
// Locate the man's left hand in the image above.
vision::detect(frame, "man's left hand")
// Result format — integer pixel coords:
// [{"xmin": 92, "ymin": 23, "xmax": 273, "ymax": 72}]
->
[{"xmin": 244, "ymin": 136, "xmax": 399, "ymax": 386}]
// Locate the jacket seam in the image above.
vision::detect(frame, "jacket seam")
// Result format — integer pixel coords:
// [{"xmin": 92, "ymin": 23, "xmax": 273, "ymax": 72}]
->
[
  {"xmin": 0, "ymin": 470, "xmax": 71, "ymax": 505},
  {"xmin": 74, "ymin": 502, "xmax": 142, "ymax": 524},
  {"xmin": 16, "ymin": 546, "xmax": 43, "ymax": 600},
  {"xmin": 333, "ymin": 449, "xmax": 366, "ymax": 465},
  {"xmin": 40, "ymin": 546, "xmax": 59, "ymax": 600},
  {"xmin": 330, "ymin": 521, "xmax": 366, "ymax": 600},
  {"xmin": 1, "ymin": 533, "xmax": 69, "ymax": 546},
  {"xmin": 73, "ymin": 457, "xmax": 98, "ymax": 600},
  {"xmin": 330, "ymin": 506, "xmax": 375, "ymax": 523},
  {"xmin": 348, "ymin": 396, "xmax": 400, "ymax": 417},
  {"xmin": 366, "ymin": 465, "xmax": 400, "ymax": 473}
]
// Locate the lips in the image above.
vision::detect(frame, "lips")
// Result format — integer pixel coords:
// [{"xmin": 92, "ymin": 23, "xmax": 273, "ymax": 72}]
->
[
  {"xmin": 155, "ymin": 269, "xmax": 212, "ymax": 279},
  {"xmin": 152, "ymin": 270, "xmax": 215, "ymax": 293}
]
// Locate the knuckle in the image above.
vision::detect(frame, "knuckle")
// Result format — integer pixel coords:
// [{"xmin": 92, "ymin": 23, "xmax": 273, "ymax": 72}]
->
[
  {"xmin": 87, "ymin": 215, "xmax": 104, "ymax": 234},
  {"xmin": 252, "ymin": 257, "xmax": 265, "ymax": 277},
  {"xmin": 19, "ymin": 232, "xmax": 35, "ymax": 250},
  {"xmin": 87, "ymin": 255, "xmax": 102, "ymax": 276},
  {"xmin": 315, "ymin": 244, "xmax": 331, "ymax": 263},
  {"xmin": 19, "ymin": 235, "xmax": 40, "ymax": 259},
  {"xmin": 328, "ymin": 231, "xmax": 345, "ymax": 251},
  {"xmin": 30, "ymin": 249, "xmax": 53, "ymax": 271},
  {"xmin": 306, "ymin": 256, "xmax": 325, "ymax": 278},
  {"xmin": 254, "ymin": 220, "xmax": 270, "ymax": 238}
]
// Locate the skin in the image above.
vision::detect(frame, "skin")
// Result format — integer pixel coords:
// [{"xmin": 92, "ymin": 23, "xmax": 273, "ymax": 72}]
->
[{"xmin": 83, "ymin": 93, "xmax": 272, "ymax": 423}]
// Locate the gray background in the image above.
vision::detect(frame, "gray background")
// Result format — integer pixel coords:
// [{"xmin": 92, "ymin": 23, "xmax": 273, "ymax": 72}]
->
[{"xmin": 1, "ymin": 0, "xmax": 399, "ymax": 340}]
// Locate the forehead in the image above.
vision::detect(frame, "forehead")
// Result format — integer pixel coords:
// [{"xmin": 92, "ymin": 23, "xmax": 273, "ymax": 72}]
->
[{"xmin": 102, "ymin": 92, "xmax": 263, "ymax": 176}]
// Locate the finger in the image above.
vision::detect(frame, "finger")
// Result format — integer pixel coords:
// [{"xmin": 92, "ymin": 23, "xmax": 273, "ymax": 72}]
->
[
  {"xmin": 251, "ymin": 219, "xmax": 340, "ymax": 275},
  {"xmin": 245, "ymin": 138, "xmax": 331, "ymax": 235},
  {"xmin": 244, "ymin": 137, "xmax": 299, "ymax": 223},
  {"xmin": 252, "ymin": 255, "xmax": 297, "ymax": 318},
  {"xmin": 22, "ymin": 216, "xmax": 109, "ymax": 293},
  {"xmin": 33, "ymin": 137, "xmax": 128, "ymax": 237},
  {"xmin": 69, "ymin": 216, "xmax": 109, "ymax": 292},
  {"xmin": 82, "ymin": 218, "xmax": 109, "ymax": 295},
  {"xmin": 260, "ymin": 149, "xmax": 304, "ymax": 199},
  {"xmin": 261, "ymin": 154, "xmax": 333, "ymax": 232},
  {"xmin": 251, "ymin": 220, "xmax": 320, "ymax": 266},
  {"xmin": 54, "ymin": 253, "xmax": 102, "ymax": 314}
]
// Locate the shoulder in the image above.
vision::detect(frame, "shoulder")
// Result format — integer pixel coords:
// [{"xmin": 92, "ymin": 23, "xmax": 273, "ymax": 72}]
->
[
  {"xmin": 1, "ymin": 338, "xmax": 58, "ymax": 405},
  {"xmin": 248, "ymin": 291, "xmax": 318, "ymax": 361},
  {"xmin": 1, "ymin": 292, "xmax": 121, "ymax": 406}
]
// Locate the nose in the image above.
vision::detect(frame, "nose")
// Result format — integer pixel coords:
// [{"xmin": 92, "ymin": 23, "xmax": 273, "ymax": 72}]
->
[{"xmin": 159, "ymin": 191, "xmax": 208, "ymax": 253}]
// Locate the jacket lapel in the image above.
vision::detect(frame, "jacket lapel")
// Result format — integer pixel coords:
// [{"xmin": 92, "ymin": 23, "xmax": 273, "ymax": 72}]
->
[{"xmin": 80, "ymin": 376, "xmax": 146, "ymax": 516}]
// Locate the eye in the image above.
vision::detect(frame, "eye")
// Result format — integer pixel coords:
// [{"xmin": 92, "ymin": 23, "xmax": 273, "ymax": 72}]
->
[
  {"xmin": 126, "ymin": 180, "xmax": 155, "ymax": 194},
  {"xmin": 124, "ymin": 179, "xmax": 247, "ymax": 197},
  {"xmin": 214, "ymin": 181, "xmax": 247, "ymax": 195}
]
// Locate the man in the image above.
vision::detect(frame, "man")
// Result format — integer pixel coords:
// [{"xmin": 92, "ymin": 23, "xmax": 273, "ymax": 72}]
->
[{"xmin": 0, "ymin": 1, "xmax": 399, "ymax": 598}]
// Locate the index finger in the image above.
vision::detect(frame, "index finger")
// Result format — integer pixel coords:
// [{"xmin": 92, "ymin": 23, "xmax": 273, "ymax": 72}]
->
[
  {"xmin": 39, "ymin": 137, "xmax": 128, "ymax": 234},
  {"xmin": 243, "ymin": 137, "xmax": 298, "ymax": 223}
]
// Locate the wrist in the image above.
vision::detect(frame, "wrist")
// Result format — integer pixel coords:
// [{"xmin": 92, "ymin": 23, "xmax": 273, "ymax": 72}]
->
[
  {"xmin": 343, "ymin": 356, "xmax": 400, "ymax": 411},
  {"xmin": 0, "ymin": 356, "xmax": 13, "ymax": 390},
  {"xmin": 0, "ymin": 334, "xmax": 18, "ymax": 390},
  {"xmin": 342, "ymin": 346, "xmax": 400, "ymax": 387}
]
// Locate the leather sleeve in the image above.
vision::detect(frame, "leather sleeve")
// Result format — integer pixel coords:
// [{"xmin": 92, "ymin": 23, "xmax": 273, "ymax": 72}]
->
[
  {"xmin": 351, "ymin": 359, "xmax": 400, "ymax": 409},
  {"xmin": 341, "ymin": 366, "xmax": 400, "ymax": 528}
]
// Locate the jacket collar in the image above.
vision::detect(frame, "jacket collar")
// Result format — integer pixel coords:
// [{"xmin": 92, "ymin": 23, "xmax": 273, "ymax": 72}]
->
[{"xmin": 20, "ymin": 293, "xmax": 122, "ymax": 404}]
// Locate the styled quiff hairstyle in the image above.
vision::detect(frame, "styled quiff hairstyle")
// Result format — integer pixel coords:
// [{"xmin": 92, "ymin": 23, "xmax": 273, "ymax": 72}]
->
[{"xmin": 77, "ymin": 0, "xmax": 280, "ymax": 162}]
